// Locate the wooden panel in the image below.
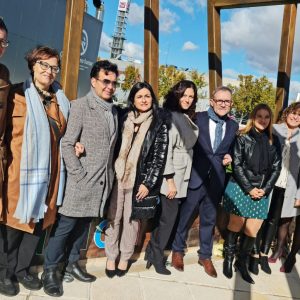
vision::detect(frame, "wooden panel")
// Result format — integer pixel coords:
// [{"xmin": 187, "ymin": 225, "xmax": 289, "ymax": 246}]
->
[
  {"xmin": 213, "ymin": 0, "xmax": 300, "ymax": 9},
  {"xmin": 61, "ymin": 0, "xmax": 85, "ymax": 100},
  {"xmin": 207, "ymin": 1, "xmax": 222, "ymax": 98},
  {"xmin": 275, "ymin": 4, "xmax": 297, "ymax": 120},
  {"xmin": 144, "ymin": 0, "xmax": 159, "ymax": 95}
]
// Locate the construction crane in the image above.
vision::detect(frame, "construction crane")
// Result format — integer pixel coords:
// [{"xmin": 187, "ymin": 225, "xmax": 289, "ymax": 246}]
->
[{"xmin": 110, "ymin": 0, "xmax": 131, "ymax": 59}]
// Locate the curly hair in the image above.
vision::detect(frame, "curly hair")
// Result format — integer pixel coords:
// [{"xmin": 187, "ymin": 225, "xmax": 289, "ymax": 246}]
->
[
  {"xmin": 278, "ymin": 102, "xmax": 300, "ymax": 125},
  {"xmin": 163, "ymin": 80, "xmax": 198, "ymax": 119}
]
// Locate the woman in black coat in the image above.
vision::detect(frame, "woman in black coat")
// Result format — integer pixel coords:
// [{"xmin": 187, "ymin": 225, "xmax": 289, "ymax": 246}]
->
[
  {"xmin": 104, "ymin": 82, "xmax": 169, "ymax": 278},
  {"xmin": 222, "ymin": 103, "xmax": 281, "ymax": 284}
]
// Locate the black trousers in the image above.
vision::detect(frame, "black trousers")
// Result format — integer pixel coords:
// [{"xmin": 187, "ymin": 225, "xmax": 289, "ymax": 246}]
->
[
  {"xmin": 44, "ymin": 214, "xmax": 92, "ymax": 270},
  {"xmin": 146, "ymin": 195, "xmax": 179, "ymax": 264},
  {"xmin": 0, "ymin": 222, "xmax": 44, "ymax": 279}
]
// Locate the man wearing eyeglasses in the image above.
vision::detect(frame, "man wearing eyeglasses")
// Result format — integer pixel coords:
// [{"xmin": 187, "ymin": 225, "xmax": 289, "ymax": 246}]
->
[
  {"xmin": 42, "ymin": 60, "xmax": 119, "ymax": 297},
  {"xmin": 172, "ymin": 86, "xmax": 238, "ymax": 278}
]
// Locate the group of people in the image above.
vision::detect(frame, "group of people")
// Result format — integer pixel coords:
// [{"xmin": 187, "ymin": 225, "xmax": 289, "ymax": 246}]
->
[{"xmin": 0, "ymin": 16, "xmax": 300, "ymax": 298}]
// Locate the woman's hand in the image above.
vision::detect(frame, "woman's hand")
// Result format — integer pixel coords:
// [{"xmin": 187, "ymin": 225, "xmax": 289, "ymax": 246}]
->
[
  {"xmin": 136, "ymin": 184, "xmax": 149, "ymax": 201},
  {"xmin": 249, "ymin": 188, "xmax": 262, "ymax": 199},
  {"xmin": 166, "ymin": 178, "xmax": 177, "ymax": 199},
  {"xmin": 222, "ymin": 154, "xmax": 232, "ymax": 166},
  {"xmin": 75, "ymin": 142, "xmax": 84, "ymax": 157},
  {"xmin": 257, "ymin": 189, "xmax": 265, "ymax": 198}
]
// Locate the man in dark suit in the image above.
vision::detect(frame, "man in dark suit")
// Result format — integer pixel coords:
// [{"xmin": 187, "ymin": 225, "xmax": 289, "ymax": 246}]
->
[{"xmin": 171, "ymin": 86, "xmax": 238, "ymax": 277}]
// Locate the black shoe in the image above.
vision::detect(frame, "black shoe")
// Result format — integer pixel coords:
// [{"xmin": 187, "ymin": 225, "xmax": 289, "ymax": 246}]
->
[
  {"xmin": 249, "ymin": 256, "xmax": 259, "ymax": 275},
  {"xmin": 66, "ymin": 262, "xmax": 96, "ymax": 282},
  {"xmin": 17, "ymin": 273, "xmax": 42, "ymax": 290},
  {"xmin": 105, "ymin": 269, "xmax": 116, "ymax": 278},
  {"xmin": 0, "ymin": 278, "xmax": 18, "ymax": 296},
  {"xmin": 234, "ymin": 260, "xmax": 255, "ymax": 284},
  {"xmin": 146, "ymin": 260, "xmax": 171, "ymax": 275},
  {"xmin": 42, "ymin": 268, "xmax": 63, "ymax": 297},
  {"xmin": 116, "ymin": 268, "xmax": 127, "ymax": 277},
  {"xmin": 260, "ymin": 256, "xmax": 271, "ymax": 274}
]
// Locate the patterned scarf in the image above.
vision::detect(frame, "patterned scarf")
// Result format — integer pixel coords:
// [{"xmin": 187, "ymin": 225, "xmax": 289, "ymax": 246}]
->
[
  {"xmin": 115, "ymin": 110, "xmax": 153, "ymax": 189},
  {"xmin": 207, "ymin": 107, "xmax": 226, "ymax": 152}
]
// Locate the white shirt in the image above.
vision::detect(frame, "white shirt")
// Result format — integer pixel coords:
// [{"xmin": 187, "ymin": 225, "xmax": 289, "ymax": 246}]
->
[{"xmin": 209, "ymin": 119, "xmax": 226, "ymax": 150}]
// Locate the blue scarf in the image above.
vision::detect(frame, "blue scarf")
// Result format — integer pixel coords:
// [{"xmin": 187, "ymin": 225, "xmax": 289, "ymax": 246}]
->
[
  {"xmin": 13, "ymin": 78, "xmax": 70, "ymax": 224},
  {"xmin": 207, "ymin": 107, "xmax": 226, "ymax": 152}
]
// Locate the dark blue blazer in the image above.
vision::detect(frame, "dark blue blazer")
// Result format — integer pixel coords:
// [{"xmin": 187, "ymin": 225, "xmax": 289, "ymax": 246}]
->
[{"xmin": 189, "ymin": 111, "xmax": 238, "ymax": 197}]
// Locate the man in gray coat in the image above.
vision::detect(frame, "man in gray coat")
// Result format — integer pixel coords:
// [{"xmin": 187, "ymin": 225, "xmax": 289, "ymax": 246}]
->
[{"xmin": 42, "ymin": 60, "xmax": 119, "ymax": 297}]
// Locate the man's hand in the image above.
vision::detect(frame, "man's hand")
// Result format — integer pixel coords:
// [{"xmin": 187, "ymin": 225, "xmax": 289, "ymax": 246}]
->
[
  {"xmin": 222, "ymin": 154, "xmax": 232, "ymax": 166},
  {"xmin": 75, "ymin": 142, "xmax": 84, "ymax": 157},
  {"xmin": 136, "ymin": 184, "xmax": 149, "ymax": 201}
]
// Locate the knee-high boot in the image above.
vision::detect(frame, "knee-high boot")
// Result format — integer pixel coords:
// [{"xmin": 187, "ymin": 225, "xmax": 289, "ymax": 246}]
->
[
  {"xmin": 223, "ymin": 230, "xmax": 239, "ymax": 279},
  {"xmin": 234, "ymin": 235, "xmax": 255, "ymax": 284}
]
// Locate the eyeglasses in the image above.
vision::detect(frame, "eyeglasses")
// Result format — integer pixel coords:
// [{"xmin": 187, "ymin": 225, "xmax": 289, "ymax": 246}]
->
[
  {"xmin": 36, "ymin": 60, "xmax": 60, "ymax": 74},
  {"xmin": 0, "ymin": 39, "xmax": 9, "ymax": 48},
  {"xmin": 213, "ymin": 98, "xmax": 232, "ymax": 106},
  {"xmin": 95, "ymin": 78, "xmax": 117, "ymax": 88}
]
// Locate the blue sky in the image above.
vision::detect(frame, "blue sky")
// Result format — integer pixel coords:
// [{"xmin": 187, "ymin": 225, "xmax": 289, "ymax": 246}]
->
[{"xmin": 87, "ymin": 0, "xmax": 300, "ymax": 99}]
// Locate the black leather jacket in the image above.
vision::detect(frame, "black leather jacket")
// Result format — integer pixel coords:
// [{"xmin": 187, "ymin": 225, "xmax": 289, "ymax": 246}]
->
[
  {"xmin": 133, "ymin": 108, "xmax": 170, "ymax": 198},
  {"xmin": 232, "ymin": 133, "xmax": 281, "ymax": 196}
]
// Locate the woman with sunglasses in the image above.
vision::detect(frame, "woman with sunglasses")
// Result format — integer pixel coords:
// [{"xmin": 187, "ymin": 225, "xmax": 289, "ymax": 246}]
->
[{"xmin": 0, "ymin": 45, "xmax": 69, "ymax": 296}]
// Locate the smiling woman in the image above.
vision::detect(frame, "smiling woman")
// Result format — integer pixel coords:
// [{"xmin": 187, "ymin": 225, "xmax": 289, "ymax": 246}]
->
[{"xmin": 0, "ymin": 45, "xmax": 70, "ymax": 296}]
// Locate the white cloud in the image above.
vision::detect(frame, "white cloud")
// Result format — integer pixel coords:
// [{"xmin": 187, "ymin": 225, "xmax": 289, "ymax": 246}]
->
[
  {"xmin": 99, "ymin": 32, "xmax": 111, "ymax": 53},
  {"xmin": 167, "ymin": 0, "xmax": 206, "ymax": 15},
  {"xmin": 99, "ymin": 32, "xmax": 143, "ymax": 60},
  {"xmin": 290, "ymin": 80, "xmax": 300, "ymax": 101},
  {"xmin": 222, "ymin": 6, "xmax": 300, "ymax": 75},
  {"xmin": 160, "ymin": 7, "xmax": 180, "ymax": 33},
  {"xmin": 223, "ymin": 68, "xmax": 242, "ymax": 79},
  {"xmin": 123, "ymin": 42, "xmax": 144, "ymax": 60},
  {"xmin": 182, "ymin": 41, "xmax": 199, "ymax": 51},
  {"xmin": 128, "ymin": 3, "xmax": 144, "ymax": 25}
]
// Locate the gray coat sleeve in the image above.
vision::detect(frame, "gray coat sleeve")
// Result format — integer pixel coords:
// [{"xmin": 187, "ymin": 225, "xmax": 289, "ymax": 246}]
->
[
  {"xmin": 163, "ymin": 125, "xmax": 175, "ymax": 176},
  {"xmin": 61, "ymin": 99, "xmax": 87, "ymax": 182}
]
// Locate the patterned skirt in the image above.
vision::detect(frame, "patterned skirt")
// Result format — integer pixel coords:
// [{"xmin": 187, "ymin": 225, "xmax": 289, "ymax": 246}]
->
[{"xmin": 223, "ymin": 179, "xmax": 269, "ymax": 219}]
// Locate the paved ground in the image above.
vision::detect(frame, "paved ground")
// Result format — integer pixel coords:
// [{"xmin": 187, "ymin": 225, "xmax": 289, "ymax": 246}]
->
[{"xmin": 2, "ymin": 247, "xmax": 300, "ymax": 300}]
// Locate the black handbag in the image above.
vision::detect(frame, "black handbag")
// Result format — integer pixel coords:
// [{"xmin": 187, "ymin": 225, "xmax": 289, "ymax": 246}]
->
[{"xmin": 131, "ymin": 194, "xmax": 160, "ymax": 220}]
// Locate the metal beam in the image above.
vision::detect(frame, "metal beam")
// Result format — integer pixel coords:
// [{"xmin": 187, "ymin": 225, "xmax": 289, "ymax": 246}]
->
[
  {"xmin": 144, "ymin": 0, "xmax": 159, "ymax": 95},
  {"xmin": 213, "ymin": 0, "xmax": 300, "ymax": 9},
  {"xmin": 207, "ymin": 1, "xmax": 222, "ymax": 97},
  {"xmin": 275, "ymin": 4, "xmax": 297, "ymax": 120},
  {"xmin": 61, "ymin": 0, "xmax": 85, "ymax": 100}
]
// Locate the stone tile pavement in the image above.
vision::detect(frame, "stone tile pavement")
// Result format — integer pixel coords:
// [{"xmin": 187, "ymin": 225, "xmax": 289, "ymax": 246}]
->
[{"xmin": 2, "ymin": 247, "xmax": 300, "ymax": 300}]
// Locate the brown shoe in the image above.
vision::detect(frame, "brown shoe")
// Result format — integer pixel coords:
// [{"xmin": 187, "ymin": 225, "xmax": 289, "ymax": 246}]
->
[
  {"xmin": 198, "ymin": 258, "xmax": 217, "ymax": 278},
  {"xmin": 171, "ymin": 252, "xmax": 184, "ymax": 272}
]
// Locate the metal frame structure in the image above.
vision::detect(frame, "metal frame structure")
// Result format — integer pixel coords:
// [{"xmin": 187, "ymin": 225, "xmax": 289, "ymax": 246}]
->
[{"xmin": 207, "ymin": 0, "xmax": 299, "ymax": 119}]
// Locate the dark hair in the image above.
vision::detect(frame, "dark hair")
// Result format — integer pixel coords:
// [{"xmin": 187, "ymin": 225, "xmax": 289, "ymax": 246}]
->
[
  {"xmin": 163, "ymin": 80, "xmax": 197, "ymax": 119},
  {"xmin": 127, "ymin": 81, "xmax": 159, "ymax": 116},
  {"xmin": 25, "ymin": 45, "xmax": 60, "ymax": 75},
  {"xmin": 211, "ymin": 86, "xmax": 233, "ymax": 98},
  {"xmin": 0, "ymin": 17, "xmax": 8, "ymax": 33},
  {"xmin": 90, "ymin": 60, "xmax": 119, "ymax": 78},
  {"xmin": 279, "ymin": 102, "xmax": 300, "ymax": 124}
]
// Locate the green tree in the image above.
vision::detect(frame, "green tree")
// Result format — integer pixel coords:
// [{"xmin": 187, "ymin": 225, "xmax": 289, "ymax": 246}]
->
[
  {"xmin": 158, "ymin": 65, "xmax": 186, "ymax": 100},
  {"xmin": 229, "ymin": 75, "xmax": 276, "ymax": 121},
  {"xmin": 121, "ymin": 65, "xmax": 141, "ymax": 92},
  {"xmin": 190, "ymin": 69, "xmax": 206, "ymax": 93}
]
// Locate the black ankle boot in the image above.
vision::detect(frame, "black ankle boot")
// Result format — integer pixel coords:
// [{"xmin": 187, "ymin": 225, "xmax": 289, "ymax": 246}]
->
[
  {"xmin": 223, "ymin": 230, "xmax": 239, "ymax": 279},
  {"xmin": 0, "ymin": 278, "xmax": 18, "ymax": 297},
  {"xmin": 65, "ymin": 262, "xmax": 96, "ymax": 282},
  {"xmin": 234, "ymin": 235, "xmax": 255, "ymax": 284},
  {"xmin": 248, "ymin": 256, "xmax": 259, "ymax": 275},
  {"xmin": 260, "ymin": 256, "xmax": 271, "ymax": 274}
]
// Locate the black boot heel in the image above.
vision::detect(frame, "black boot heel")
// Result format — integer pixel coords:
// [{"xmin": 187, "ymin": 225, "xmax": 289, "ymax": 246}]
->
[
  {"xmin": 146, "ymin": 261, "xmax": 152, "ymax": 269},
  {"xmin": 249, "ymin": 256, "xmax": 259, "ymax": 275}
]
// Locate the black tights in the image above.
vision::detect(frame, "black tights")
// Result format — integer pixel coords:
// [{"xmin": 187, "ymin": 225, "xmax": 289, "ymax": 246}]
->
[{"xmin": 289, "ymin": 215, "xmax": 300, "ymax": 257}]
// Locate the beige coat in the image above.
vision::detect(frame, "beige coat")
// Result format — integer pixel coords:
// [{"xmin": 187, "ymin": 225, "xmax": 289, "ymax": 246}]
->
[
  {"xmin": 160, "ymin": 112, "xmax": 199, "ymax": 198},
  {"xmin": 1, "ymin": 83, "xmax": 66, "ymax": 233}
]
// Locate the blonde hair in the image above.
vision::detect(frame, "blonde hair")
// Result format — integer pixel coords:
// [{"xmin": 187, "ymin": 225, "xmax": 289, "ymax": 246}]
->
[{"xmin": 240, "ymin": 103, "xmax": 273, "ymax": 144}]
